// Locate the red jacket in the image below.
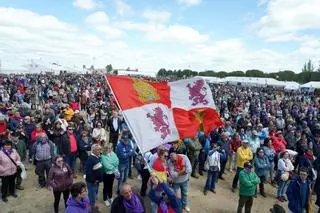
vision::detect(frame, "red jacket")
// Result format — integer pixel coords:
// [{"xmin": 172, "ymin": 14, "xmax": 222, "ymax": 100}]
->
[
  {"xmin": 272, "ymin": 135, "xmax": 286, "ymax": 153},
  {"xmin": 31, "ymin": 128, "xmax": 46, "ymax": 143},
  {"xmin": 0, "ymin": 120, "xmax": 7, "ymax": 135},
  {"xmin": 70, "ymin": 101, "xmax": 79, "ymax": 111}
]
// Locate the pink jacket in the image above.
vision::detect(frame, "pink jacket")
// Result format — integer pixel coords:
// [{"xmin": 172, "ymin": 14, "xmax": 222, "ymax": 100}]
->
[{"xmin": 0, "ymin": 149, "xmax": 21, "ymax": 176}]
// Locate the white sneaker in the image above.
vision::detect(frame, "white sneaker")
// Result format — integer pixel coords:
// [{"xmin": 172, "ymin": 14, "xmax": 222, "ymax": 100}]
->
[
  {"xmin": 104, "ymin": 200, "xmax": 111, "ymax": 207},
  {"xmin": 184, "ymin": 207, "xmax": 190, "ymax": 212}
]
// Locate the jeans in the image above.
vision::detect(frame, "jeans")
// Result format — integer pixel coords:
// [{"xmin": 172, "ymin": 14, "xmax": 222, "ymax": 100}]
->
[
  {"xmin": 35, "ymin": 159, "xmax": 52, "ymax": 187},
  {"xmin": 237, "ymin": 195, "xmax": 253, "ymax": 213},
  {"xmin": 190, "ymin": 155, "xmax": 199, "ymax": 175},
  {"xmin": 267, "ymin": 163, "xmax": 274, "ymax": 182},
  {"xmin": 232, "ymin": 167, "xmax": 243, "ymax": 189},
  {"xmin": 204, "ymin": 169, "xmax": 219, "ymax": 191},
  {"xmin": 173, "ymin": 180, "xmax": 189, "ymax": 208},
  {"xmin": 64, "ymin": 153, "xmax": 77, "ymax": 172},
  {"xmin": 87, "ymin": 182, "xmax": 99, "ymax": 209},
  {"xmin": 277, "ymin": 180, "xmax": 289, "ymax": 197},
  {"xmin": 140, "ymin": 169, "xmax": 150, "ymax": 196},
  {"xmin": 198, "ymin": 150, "xmax": 207, "ymax": 173},
  {"xmin": 219, "ymin": 157, "xmax": 228, "ymax": 178},
  {"xmin": 53, "ymin": 189, "xmax": 70, "ymax": 213},
  {"xmin": 258, "ymin": 176, "xmax": 265, "ymax": 194},
  {"xmin": 228, "ymin": 152, "xmax": 237, "ymax": 171},
  {"xmin": 118, "ymin": 163, "xmax": 129, "ymax": 190},
  {"xmin": 103, "ymin": 173, "xmax": 115, "ymax": 201}
]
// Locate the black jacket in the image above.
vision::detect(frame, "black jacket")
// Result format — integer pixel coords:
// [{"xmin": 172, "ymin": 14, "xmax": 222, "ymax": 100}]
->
[{"xmin": 108, "ymin": 117, "xmax": 121, "ymax": 134}]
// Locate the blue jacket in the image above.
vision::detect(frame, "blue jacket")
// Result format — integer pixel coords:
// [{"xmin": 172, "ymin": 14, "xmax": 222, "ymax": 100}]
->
[
  {"xmin": 116, "ymin": 140, "xmax": 133, "ymax": 165},
  {"xmin": 217, "ymin": 139, "xmax": 230, "ymax": 157},
  {"xmin": 286, "ymin": 176, "xmax": 311, "ymax": 213},
  {"xmin": 254, "ymin": 155, "xmax": 270, "ymax": 177},
  {"xmin": 85, "ymin": 155, "xmax": 103, "ymax": 183},
  {"xmin": 148, "ymin": 183, "xmax": 182, "ymax": 213}
]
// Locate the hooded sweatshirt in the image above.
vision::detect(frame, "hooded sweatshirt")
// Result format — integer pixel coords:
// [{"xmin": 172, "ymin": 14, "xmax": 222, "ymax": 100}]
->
[{"xmin": 65, "ymin": 197, "xmax": 90, "ymax": 213}]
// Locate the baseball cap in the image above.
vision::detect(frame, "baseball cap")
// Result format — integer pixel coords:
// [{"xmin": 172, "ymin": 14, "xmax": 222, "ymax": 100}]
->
[
  {"xmin": 244, "ymin": 162, "xmax": 253, "ymax": 169},
  {"xmin": 242, "ymin": 139, "xmax": 249, "ymax": 144}
]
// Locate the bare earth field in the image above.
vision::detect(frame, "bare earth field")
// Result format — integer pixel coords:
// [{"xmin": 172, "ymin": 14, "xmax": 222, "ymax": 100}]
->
[{"xmin": 1, "ymin": 162, "xmax": 318, "ymax": 213}]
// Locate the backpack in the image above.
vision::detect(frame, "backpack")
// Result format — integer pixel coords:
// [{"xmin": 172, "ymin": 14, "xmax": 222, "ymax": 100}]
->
[{"xmin": 134, "ymin": 154, "xmax": 145, "ymax": 172}]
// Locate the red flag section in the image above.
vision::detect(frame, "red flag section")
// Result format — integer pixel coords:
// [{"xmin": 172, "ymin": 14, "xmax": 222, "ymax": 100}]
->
[{"xmin": 106, "ymin": 75, "xmax": 171, "ymax": 110}]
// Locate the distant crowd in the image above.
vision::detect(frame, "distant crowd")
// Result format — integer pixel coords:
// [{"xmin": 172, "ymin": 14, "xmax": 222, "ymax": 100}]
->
[{"xmin": 0, "ymin": 73, "xmax": 319, "ymax": 213}]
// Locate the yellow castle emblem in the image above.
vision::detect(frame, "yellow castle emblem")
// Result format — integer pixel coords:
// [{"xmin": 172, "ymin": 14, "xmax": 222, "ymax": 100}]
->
[{"xmin": 133, "ymin": 78, "xmax": 160, "ymax": 102}]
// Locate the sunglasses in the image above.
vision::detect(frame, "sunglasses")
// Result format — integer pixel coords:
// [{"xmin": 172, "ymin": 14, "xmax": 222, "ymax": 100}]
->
[{"xmin": 68, "ymin": 128, "xmax": 74, "ymax": 131}]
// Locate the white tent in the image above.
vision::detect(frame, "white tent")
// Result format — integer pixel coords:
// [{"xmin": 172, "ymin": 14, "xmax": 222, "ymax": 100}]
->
[
  {"xmin": 117, "ymin": 70, "xmax": 156, "ymax": 77},
  {"xmin": 223, "ymin": 77, "xmax": 285, "ymax": 87},
  {"xmin": 301, "ymin": 81, "xmax": 320, "ymax": 89},
  {"xmin": 200, "ymin": 76, "xmax": 223, "ymax": 83},
  {"xmin": 284, "ymin": 81, "xmax": 300, "ymax": 90}
]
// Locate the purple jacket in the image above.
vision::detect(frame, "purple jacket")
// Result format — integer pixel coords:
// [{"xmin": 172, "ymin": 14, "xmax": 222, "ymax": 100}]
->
[{"xmin": 65, "ymin": 197, "xmax": 90, "ymax": 213}]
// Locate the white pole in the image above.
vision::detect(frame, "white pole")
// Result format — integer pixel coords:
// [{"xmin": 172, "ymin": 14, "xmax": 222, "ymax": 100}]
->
[{"xmin": 104, "ymin": 76, "xmax": 152, "ymax": 171}]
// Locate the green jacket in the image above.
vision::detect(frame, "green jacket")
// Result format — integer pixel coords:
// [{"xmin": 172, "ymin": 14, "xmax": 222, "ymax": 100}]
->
[
  {"xmin": 239, "ymin": 170, "xmax": 260, "ymax": 196},
  {"xmin": 13, "ymin": 139, "xmax": 27, "ymax": 161},
  {"xmin": 101, "ymin": 152, "xmax": 119, "ymax": 174}
]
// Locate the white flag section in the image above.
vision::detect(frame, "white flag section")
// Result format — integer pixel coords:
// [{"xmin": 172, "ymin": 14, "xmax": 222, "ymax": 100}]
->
[
  {"xmin": 169, "ymin": 77, "xmax": 216, "ymax": 110},
  {"xmin": 122, "ymin": 103, "xmax": 179, "ymax": 153}
]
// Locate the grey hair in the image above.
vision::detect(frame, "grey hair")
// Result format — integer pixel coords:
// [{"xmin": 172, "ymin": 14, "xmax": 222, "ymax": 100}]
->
[
  {"xmin": 119, "ymin": 182, "xmax": 131, "ymax": 194},
  {"xmin": 91, "ymin": 143, "xmax": 101, "ymax": 151}
]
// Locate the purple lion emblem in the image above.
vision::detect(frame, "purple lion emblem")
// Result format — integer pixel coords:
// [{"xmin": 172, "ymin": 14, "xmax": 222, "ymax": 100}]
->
[
  {"xmin": 146, "ymin": 107, "xmax": 170, "ymax": 140},
  {"xmin": 187, "ymin": 79, "xmax": 209, "ymax": 106}
]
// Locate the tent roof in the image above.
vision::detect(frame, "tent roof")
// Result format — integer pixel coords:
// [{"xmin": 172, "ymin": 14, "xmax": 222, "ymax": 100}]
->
[{"xmin": 301, "ymin": 81, "xmax": 320, "ymax": 89}]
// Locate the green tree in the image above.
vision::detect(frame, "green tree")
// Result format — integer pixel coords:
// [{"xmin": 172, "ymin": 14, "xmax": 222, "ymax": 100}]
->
[
  {"xmin": 229, "ymin": 71, "xmax": 245, "ymax": 77},
  {"xmin": 106, "ymin": 64, "xmax": 113, "ymax": 73},
  {"xmin": 302, "ymin": 59, "xmax": 315, "ymax": 72},
  {"xmin": 245, "ymin": 69, "xmax": 265, "ymax": 77}
]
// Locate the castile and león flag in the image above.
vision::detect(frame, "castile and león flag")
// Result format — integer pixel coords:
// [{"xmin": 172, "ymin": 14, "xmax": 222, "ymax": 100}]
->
[{"xmin": 106, "ymin": 75, "xmax": 223, "ymax": 153}]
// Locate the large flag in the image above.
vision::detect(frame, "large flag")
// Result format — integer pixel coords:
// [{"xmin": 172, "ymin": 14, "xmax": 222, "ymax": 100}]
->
[{"xmin": 106, "ymin": 76, "xmax": 223, "ymax": 152}]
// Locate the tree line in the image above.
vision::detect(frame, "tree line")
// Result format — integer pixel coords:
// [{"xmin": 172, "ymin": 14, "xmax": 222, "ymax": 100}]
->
[{"xmin": 156, "ymin": 60, "xmax": 320, "ymax": 84}]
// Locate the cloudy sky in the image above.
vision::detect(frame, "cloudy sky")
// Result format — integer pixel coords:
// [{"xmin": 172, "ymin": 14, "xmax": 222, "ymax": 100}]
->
[{"xmin": 0, "ymin": 0, "xmax": 320, "ymax": 73}]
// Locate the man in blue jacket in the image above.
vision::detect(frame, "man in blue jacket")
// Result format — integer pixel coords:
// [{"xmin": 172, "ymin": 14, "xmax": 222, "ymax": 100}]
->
[
  {"xmin": 286, "ymin": 167, "xmax": 312, "ymax": 213},
  {"xmin": 116, "ymin": 130, "xmax": 133, "ymax": 192}
]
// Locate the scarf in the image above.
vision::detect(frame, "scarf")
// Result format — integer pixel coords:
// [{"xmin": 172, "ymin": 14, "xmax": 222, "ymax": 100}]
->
[
  {"xmin": 304, "ymin": 152, "xmax": 314, "ymax": 161},
  {"xmin": 123, "ymin": 193, "xmax": 144, "ymax": 213},
  {"xmin": 3, "ymin": 149, "xmax": 13, "ymax": 155},
  {"xmin": 174, "ymin": 155, "xmax": 184, "ymax": 171}
]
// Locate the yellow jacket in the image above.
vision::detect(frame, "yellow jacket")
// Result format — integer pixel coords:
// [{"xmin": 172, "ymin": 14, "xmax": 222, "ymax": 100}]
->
[
  {"xmin": 236, "ymin": 146, "xmax": 253, "ymax": 168},
  {"xmin": 64, "ymin": 108, "xmax": 74, "ymax": 121}
]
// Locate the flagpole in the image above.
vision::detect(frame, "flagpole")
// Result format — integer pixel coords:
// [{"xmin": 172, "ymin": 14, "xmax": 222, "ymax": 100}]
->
[{"xmin": 104, "ymin": 75, "xmax": 152, "ymax": 171}]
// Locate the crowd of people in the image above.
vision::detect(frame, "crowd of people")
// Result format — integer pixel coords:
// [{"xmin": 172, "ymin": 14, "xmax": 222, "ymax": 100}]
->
[{"xmin": 0, "ymin": 73, "xmax": 319, "ymax": 213}]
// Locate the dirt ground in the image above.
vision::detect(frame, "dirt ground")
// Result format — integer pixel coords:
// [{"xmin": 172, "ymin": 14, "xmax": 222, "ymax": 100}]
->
[{"xmin": 1, "ymin": 162, "xmax": 318, "ymax": 213}]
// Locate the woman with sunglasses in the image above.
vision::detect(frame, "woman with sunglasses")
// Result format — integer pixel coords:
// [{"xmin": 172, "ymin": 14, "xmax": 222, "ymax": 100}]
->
[{"xmin": 48, "ymin": 155, "xmax": 73, "ymax": 213}]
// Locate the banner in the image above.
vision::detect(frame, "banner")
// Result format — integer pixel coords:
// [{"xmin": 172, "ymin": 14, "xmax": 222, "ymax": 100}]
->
[{"xmin": 106, "ymin": 76, "xmax": 223, "ymax": 152}]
